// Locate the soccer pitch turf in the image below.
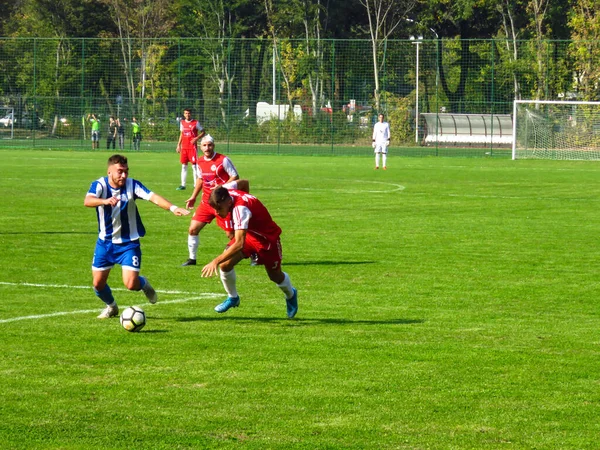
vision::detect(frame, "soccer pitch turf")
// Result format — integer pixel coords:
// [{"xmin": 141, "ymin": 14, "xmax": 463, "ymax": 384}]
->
[{"xmin": 0, "ymin": 150, "xmax": 599, "ymax": 449}]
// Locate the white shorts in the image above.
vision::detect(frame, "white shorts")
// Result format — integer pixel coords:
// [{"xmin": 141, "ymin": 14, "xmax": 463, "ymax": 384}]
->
[{"xmin": 374, "ymin": 143, "xmax": 388, "ymax": 154}]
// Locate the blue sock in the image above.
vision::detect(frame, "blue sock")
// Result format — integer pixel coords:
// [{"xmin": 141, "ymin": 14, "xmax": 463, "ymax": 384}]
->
[
  {"xmin": 94, "ymin": 285, "xmax": 115, "ymax": 306},
  {"xmin": 138, "ymin": 276, "xmax": 147, "ymax": 291}
]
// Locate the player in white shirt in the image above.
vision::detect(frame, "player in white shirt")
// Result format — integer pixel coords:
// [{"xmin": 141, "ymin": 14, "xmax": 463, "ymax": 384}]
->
[
  {"xmin": 372, "ymin": 113, "xmax": 391, "ymax": 169},
  {"xmin": 85, "ymin": 154, "xmax": 190, "ymax": 319}
]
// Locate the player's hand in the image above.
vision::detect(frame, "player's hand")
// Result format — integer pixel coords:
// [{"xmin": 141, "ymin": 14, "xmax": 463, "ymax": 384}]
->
[
  {"xmin": 172, "ymin": 207, "xmax": 190, "ymax": 216},
  {"xmin": 185, "ymin": 197, "xmax": 196, "ymax": 209},
  {"xmin": 372, "ymin": 142, "xmax": 376, "ymax": 148},
  {"xmin": 176, "ymin": 146, "xmax": 181, "ymax": 153},
  {"xmin": 386, "ymin": 140, "xmax": 390, "ymax": 146},
  {"xmin": 105, "ymin": 196, "xmax": 119, "ymax": 206},
  {"xmin": 201, "ymin": 260, "xmax": 219, "ymax": 277}
]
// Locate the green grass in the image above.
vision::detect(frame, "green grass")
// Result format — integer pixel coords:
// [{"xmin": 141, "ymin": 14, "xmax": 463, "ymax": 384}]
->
[{"xmin": 0, "ymin": 150, "xmax": 599, "ymax": 449}]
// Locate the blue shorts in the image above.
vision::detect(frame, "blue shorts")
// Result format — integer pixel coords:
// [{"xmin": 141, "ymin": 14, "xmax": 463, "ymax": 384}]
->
[{"xmin": 92, "ymin": 239, "xmax": 142, "ymax": 272}]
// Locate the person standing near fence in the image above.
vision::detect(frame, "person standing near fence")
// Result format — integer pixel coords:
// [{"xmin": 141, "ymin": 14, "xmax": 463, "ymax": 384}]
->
[
  {"xmin": 117, "ymin": 118, "xmax": 125, "ymax": 150},
  {"xmin": 372, "ymin": 113, "xmax": 391, "ymax": 170},
  {"xmin": 132, "ymin": 117, "xmax": 141, "ymax": 151},
  {"xmin": 88, "ymin": 114, "xmax": 100, "ymax": 150},
  {"xmin": 107, "ymin": 116, "xmax": 117, "ymax": 150},
  {"xmin": 176, "ymin": 108, "xmax": 205, "ymax": 191}
]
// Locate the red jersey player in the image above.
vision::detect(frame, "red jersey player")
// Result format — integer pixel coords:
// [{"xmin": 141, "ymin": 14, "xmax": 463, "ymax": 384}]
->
[
  {"xmin": 201, "ymin": 186, "xmax": 298, "ymax": 318},
  {"xmin": 182, "ymin": 135, "xmax": 249, "ymax": 266},
  {"xmin": 176, "ymin": 108, "xmax": 205, "ymax": 190}
]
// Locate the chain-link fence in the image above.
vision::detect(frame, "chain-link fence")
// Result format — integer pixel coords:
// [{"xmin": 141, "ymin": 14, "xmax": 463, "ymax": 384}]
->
[{"xmin": 0, "ymin": 37, "xmax": 591, "ymax": 156}]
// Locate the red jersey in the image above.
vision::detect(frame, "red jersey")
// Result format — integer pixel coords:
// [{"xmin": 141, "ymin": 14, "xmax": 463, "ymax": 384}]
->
[
  {"xmin": 220, "ymin": 190, "xmax": 282, "ymax": 245},
  {"xmin": 198, "ymin": 153, "xmax": 238, "ymax": 202},
  {"xmin": 179, "ymin": 119, "xmax": 202, "ymax": 151}
]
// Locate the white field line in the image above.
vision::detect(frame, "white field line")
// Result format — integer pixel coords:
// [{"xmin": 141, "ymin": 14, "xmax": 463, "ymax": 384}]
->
[
  {"xmin": 0, "ymin": 282, "xmax": 221, "ymax": 324},
  {"xmin": 0, "ymin": 281, "xmax": 197, "ymax": 295},
  {"xmin": 266, "ymin": 180, "xmax": 405, "ymax": 194}
]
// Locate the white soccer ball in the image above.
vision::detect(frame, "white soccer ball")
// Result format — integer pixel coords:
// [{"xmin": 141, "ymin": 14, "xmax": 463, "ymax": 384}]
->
[{"xmin": 120, "ymin": 306, "xmax": 146, "ymax": 332}]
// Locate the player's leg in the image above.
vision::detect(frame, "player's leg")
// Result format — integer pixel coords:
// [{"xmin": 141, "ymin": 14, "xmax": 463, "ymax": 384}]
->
[
  {"xmin": 375, "ymin": 150, "xmax": 381, "ymax": 169},
  {"xmin": 262, "ymin": 239, "xmax": 298, "ymax": 318},
  {"xmin": 214, "ymin": 250, "xmax": 245, "ymax": 313},
  {"xmin": 382, "ymin": 147, "xmax": 387, "ymax": 169},
  {"xmin": 182, "ymin": 219, "xmax": 209, "ymax": 266},
  {"xmin": 119, "ymin": 242, "xmax": 157, "ymax": 304},
  {"xmin": 92, "ymin": 240, "xmax": 118, "ymax": 318}
]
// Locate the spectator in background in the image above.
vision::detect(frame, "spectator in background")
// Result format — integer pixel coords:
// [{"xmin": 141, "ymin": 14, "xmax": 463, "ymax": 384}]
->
[
  {"xmin": 132, "ymin": 117, "xmax": 142, "ymax": 151},
  {"xmin": 87, "ymin": 114, "xmax": 100, "ymax": 150},
  {"xmin": 116, "ymin": 118, "xmax": 125, "ymax": 150},
  {"xmin": 107, "ymin": 116, "xmax": 117, "ymax": 150}
]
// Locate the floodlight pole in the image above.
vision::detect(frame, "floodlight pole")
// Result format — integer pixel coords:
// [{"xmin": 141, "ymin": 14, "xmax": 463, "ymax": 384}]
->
[
  {"xmin": 410, "ymin": 36, "xmax": 423, "ymax": 144},
  {"xmin": 405, "ymin": 18, "xmax": 438, "ymax": 144}
]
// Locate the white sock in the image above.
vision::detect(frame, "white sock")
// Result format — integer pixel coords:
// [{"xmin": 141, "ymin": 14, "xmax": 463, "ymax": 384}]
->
[
  {"xmin": 375, "ymin": 153, "xmax": 380, "ymax": 168},
  {"xmin": 382, "ymin": 153, "xmax": 387, "ymax": 167},
  {"xmin": 188, "ymin": 235, "xmax": 199, "ymax": 260},
  {"xmin": 220, "ymin": 268, "xmax": 238, "ymax": 298},
  {"xmin": 276, "ymin": 272, "xmax": 294, "ymax": 299},
  {"xmin": 181, "ymin": 164, "xmax": 187, "ymax": 187}
]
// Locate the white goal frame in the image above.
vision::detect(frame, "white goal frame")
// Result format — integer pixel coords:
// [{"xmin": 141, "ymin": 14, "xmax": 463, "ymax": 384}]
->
[{"xmin": 512, "ymin": 100, "xmax": 600, "ymax": 160}]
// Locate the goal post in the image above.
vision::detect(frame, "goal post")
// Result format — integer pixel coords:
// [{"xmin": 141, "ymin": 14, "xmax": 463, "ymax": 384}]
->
[{"xmin": 512, "ymin": 100, "xmax": 600, "ymax": 160}]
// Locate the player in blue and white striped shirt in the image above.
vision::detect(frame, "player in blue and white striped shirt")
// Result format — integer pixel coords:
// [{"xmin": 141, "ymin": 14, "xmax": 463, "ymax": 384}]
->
[{"xmin": 85, "ymin": 154, "xmax": 190, "ymax": 319}]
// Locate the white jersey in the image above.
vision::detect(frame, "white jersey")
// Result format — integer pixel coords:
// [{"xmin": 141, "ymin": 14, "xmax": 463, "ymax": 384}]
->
[
  {"xmin": 373, "ymin": 121, "xmax": 391, "ymax": 143},
  {"xmin": 86, "ymin": 177, "xmax": 153, "ymax": 243}
]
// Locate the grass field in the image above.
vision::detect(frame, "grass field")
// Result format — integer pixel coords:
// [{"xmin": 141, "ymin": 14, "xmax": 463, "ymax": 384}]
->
[{"xmin": 0, "ymin": 150, "xmax": 599, "ymax": 449}]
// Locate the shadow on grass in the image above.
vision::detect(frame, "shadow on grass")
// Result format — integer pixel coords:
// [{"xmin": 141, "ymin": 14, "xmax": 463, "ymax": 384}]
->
[{"xmin": 176, "ymin": 316, "xmax": 423, "ymax": 326}]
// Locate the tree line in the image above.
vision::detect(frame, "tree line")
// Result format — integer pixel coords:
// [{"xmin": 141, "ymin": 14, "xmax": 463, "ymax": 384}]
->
[{"xmin": 1, "ymin": 0, "xmax": 600, "ymax": 146}]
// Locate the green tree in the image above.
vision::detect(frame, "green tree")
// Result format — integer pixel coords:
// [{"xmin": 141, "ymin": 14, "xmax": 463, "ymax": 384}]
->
[{"xmin": 568, "ymin": 0, "xmax": 600, "ymax": 99}]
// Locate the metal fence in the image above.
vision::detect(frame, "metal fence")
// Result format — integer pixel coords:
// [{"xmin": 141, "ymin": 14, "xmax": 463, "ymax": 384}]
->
[{"xmin": 0, "ymin": 37, "xmax": 592, "ymax": 156}]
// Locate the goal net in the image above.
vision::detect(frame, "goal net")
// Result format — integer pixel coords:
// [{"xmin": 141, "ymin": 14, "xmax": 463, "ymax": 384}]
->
[{"xmin": 512, "ymin": 100, "xmax": 600, "ymax": 160}]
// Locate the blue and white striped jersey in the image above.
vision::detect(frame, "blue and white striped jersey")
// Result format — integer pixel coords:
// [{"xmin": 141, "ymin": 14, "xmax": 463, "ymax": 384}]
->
[{"xmin": 87, "ymin": 177, "xmax": 153, "ymax": 243}]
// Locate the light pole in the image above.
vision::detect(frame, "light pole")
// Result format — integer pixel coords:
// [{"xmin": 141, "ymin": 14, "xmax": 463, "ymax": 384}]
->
[
  {"xmin": 405, "ymin": 18, "xmax": 439, "ymax": 144},
  {"xmin": 410, "ymin": 35, "xmax": 423, "ymax": 144}
]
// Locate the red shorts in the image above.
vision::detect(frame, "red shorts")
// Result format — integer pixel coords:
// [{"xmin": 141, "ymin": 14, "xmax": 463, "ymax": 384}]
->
[
  {"xmin": 231, "ymin": 234, "xmax": 282, "ymax": 270},
  {"xmin": 180, "ymin": 146, "xmax": 197, "ymax": 165},
  {"xmin": 193, "ymin": 201, "xmax": 218, "ymax": 224}
]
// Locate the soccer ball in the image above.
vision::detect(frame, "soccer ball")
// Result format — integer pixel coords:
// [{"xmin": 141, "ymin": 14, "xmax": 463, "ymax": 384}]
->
[{"xmin": 120, "ymin": 306, "xmax": 146, "ymax": 332}]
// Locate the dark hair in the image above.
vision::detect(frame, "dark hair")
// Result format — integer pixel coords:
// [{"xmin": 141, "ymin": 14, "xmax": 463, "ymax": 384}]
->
[
  {"xmin": 108, "ymin": 154, "xmax": 128, "ymax": 166},
  {"xmin": 184, "ymin": 108, "xmax": 192, "ymax": 113},
  {"xmin": 208, "ymin": 186, "xmax": 231, "ymax": 209}
]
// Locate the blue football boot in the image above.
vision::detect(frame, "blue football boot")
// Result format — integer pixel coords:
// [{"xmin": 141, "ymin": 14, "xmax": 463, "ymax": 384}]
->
[{"xmin": 214, "ymin": 296, "xmax": 240, "ymax": 313}]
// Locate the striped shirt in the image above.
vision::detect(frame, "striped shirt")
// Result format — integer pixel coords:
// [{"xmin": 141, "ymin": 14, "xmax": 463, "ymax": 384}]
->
[{"xmin": 87, "ymin": 177, "xmax": 153, "ymax": 243}]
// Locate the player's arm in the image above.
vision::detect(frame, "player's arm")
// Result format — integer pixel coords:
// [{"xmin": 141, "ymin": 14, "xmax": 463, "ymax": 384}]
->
[
  {"xmin": 176, "ymin": 132, "xmax": 183, "ymax": 153},
  {"xmin": 185, "ymin": 179, "xmax": 204, "ymax": 209},
  {"xmin": 148, "ymin": 193, "xmax": 190, "ymax": 216},
  {"xmin": 221, "ymin": 159, "xmax": 240, "ymax": 185},
  {"xmin": 201, "ymin": 229, "xmax": 246, "ymax": 277},
  {"xmin": 233, "ymin": 179, "xmax": 249, "ymax": 193},
  {"xmin": 84, "ymin": 194, "xmax": 118, "ymax": 208}
]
